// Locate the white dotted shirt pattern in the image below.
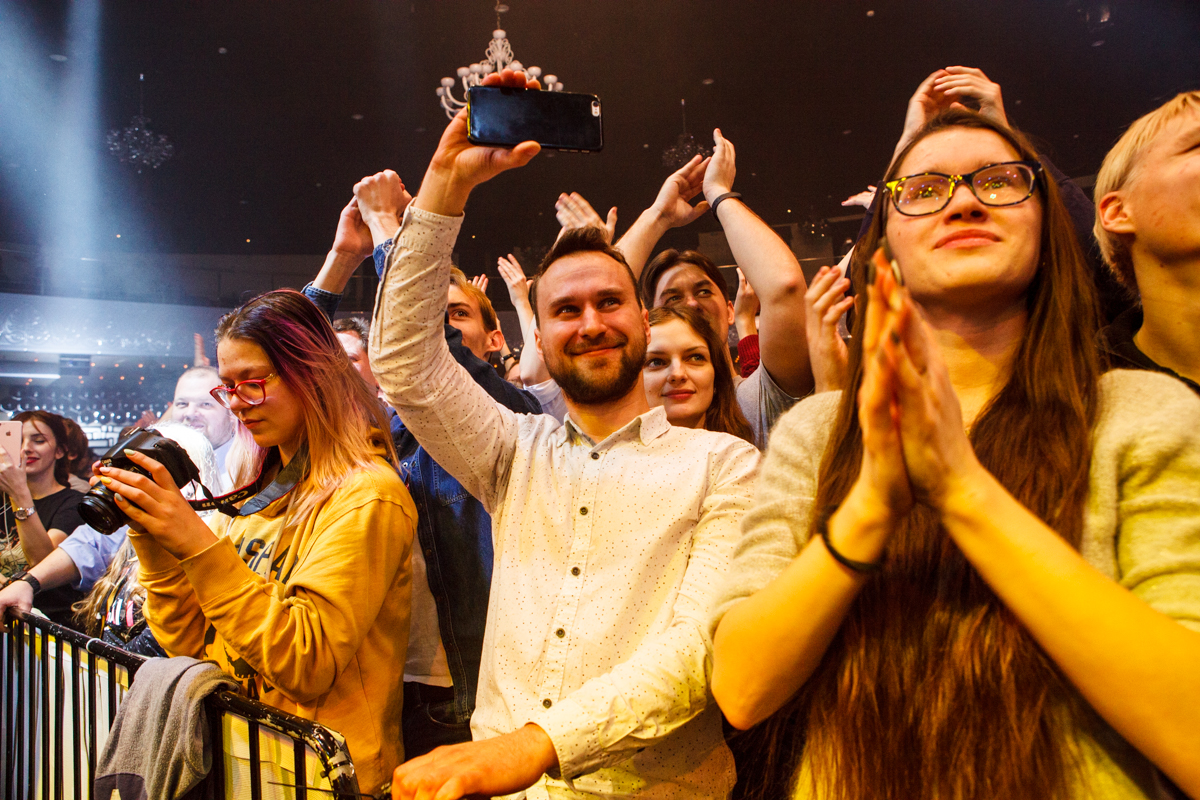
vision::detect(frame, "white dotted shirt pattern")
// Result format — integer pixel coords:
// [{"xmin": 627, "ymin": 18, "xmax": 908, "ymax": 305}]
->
[{"xmin": 370, "ymin": 206, "xmax": 761, "ymax": 799}]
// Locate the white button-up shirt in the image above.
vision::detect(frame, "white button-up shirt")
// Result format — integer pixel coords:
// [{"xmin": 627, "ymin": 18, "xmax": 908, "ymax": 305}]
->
[{"xmin": 370, "ymin": 206, "xmax": 760, "ymax": 798}]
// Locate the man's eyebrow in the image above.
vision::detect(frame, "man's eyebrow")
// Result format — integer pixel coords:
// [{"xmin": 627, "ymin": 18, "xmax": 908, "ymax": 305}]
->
[{"xmin": 447, "ymin": 301, "xmax": 473, "ymax": 312}]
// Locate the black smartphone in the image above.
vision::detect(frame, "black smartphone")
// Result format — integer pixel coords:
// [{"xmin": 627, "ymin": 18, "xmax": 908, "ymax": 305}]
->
[{"xmin": 467, "ymin": 86, "xmax": 603, "ymax": 152}]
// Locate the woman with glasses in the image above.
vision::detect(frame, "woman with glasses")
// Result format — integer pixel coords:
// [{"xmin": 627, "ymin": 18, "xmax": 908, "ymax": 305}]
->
[
  {"xmin": 97, "ymin": 289, "xmax": 416, "ymax": 793},
  {"xmin": 710, "ymin": 109, "xmax": 1200, "ymax": 800}
]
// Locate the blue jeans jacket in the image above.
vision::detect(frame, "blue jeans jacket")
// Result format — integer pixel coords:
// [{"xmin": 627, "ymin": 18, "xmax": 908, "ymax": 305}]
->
[{"xmin": 303, "ymin": 242, "xmax": 542, "ymax": 723}]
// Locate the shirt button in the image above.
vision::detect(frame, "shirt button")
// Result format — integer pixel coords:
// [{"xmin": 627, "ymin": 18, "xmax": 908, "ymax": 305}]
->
[
  {"xmin": 579, "ymin": 506, "xmax": 588, "ymax": 515},
  {"xmin": 555, "ymin": 628, "xmax": 565, "ymax": 638},
  {"xmin": 590, "ymin": 452, "xmax": 599, "ymax": 460},
  {"xmin": 542, "ymin": 698, "xmax": 552, "ymax": 708},
  {"xmin": 571, "ymin": 567, "xmax": 581, "ymax": 576}
]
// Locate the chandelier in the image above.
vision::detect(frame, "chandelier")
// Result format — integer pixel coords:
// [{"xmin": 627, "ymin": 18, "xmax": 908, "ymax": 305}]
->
[
  {"xmin": 437, "ymin": 2, "xmax": 563, "ymax": 119},
  {"xmin": 662, "ymin": 99, "xmax": 712, "ymax": 170},
  {"xmin": 107, "ymin": 73, "xmax": 174, "ymax": 172}
]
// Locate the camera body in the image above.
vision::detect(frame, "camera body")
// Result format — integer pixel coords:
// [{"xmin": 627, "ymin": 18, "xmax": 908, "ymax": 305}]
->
[{"xmin": 79, "ymin": 428, "xmax": 202, "ymax": 534}]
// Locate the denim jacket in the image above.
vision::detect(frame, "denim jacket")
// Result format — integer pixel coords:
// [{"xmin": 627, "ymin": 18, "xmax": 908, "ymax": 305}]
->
[{"xmin": 302, "ymin": 241, "xmax": 542, "ymax": 722}]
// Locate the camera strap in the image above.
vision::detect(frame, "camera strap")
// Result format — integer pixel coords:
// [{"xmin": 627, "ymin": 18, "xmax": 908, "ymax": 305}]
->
[{"xmin": 187, "ymin": 446, "xmax": 309, "ymax": 518}]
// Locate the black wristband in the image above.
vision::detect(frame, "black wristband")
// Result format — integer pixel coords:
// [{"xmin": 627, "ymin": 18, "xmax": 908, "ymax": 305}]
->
[
  {"xmin": 11, "ymin": 571, "xmax": 41, "ymax": 595},
  {"xmin": 709, "ymin": 191, "xmax": 742, "ymax": 217},
  {"xmin": 816, "ymin": 506, "xmax": 885, "ymax": 574}
]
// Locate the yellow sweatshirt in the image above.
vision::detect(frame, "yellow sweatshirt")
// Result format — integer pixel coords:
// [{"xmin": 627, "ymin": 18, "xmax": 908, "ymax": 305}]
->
[{"xmin": 130, "ymin": 456, "xmax": 414, "ymax": 794}]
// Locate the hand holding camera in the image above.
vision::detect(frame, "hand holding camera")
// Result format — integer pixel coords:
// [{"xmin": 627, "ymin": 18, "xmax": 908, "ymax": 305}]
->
[{"xmin": 84, "ymin": 430, "xmax": 218, "ymax": 560}]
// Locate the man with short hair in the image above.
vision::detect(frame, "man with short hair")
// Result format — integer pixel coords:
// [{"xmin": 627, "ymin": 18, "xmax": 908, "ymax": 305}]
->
[
  {"xmin": 332, "ymin": 317, "xmax": 379, "ymax": 396},
  {"xmin": 169, "ymin": 366, "xmax": 236, "ymax": 489},
  {"xmin": 1095, "ymin": 90, "xmax": 1200, "ymax": 394},
  {"xmin": 371, "ymin": 70, "xmax": 759, "ymax": 800}
]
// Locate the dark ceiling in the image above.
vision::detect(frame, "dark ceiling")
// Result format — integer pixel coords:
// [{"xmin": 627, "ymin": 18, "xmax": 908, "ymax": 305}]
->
[{"xmin": 3, "ymin": 0, "xmax": 1199, "ymax": 275}]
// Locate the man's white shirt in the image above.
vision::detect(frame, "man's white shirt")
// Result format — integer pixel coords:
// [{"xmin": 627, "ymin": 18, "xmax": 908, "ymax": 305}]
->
[{"xmin": 370, "ymin": 206, "xmax": 760, "ymax": 799}]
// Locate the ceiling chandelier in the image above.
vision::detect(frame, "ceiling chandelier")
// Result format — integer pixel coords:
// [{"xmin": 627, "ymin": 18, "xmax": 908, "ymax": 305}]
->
[
  {"xmin": 662, "ymin": 98, "xmax": 712, "ymax": 170},
  {"xmin": 107, "ymin": 73, "xmax": 174, "ymax": 172},
  {"xmin": 437, "ymin": 2, "xmax": 563, "ymax": 119}
]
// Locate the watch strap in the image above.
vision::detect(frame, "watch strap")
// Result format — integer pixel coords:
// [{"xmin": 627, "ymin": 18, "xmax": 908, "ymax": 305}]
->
[{"xmin": 10, "ymin": 570, "xmax": 41, "ymax": 595}]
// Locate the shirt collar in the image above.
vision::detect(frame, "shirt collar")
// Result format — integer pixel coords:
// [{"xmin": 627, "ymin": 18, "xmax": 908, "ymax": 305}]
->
[{"xmin": 558, "ymin": 406, "xmax": 672, "ymax": 449}]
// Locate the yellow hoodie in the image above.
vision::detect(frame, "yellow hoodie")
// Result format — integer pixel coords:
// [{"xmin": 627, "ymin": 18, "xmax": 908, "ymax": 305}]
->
[{"xmin": 130, "ymin": 456, "xmax": 414, "ymax": 794}]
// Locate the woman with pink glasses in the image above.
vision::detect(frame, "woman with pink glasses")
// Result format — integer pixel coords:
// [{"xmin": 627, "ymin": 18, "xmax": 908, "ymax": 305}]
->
[{"xmin": 98, "ymin": 289, "xmax": 415, "ymax": 793}]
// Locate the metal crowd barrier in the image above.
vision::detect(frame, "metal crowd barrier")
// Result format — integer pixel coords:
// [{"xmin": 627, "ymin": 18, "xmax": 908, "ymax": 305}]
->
[{"xmin": 1, "ymin": 609, "xmax": 365, "ymax": 800}]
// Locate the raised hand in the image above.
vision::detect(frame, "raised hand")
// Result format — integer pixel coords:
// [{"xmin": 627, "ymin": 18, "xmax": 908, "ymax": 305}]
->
[
  {"xmin": 352, "ymin": 170, "xmax": 413, "ymax": 246},
  {"xmin": 846, "ymin": 248, "xmax": 914, "ymax": 526},
  {"xmin": 193, "ymin": 333, "xmax": 212, "ymax": 368},
  {"xmin": 933, "ymin": 66, "xmax": 1008, "ymax": 127},
  {"xmin": 733, "ymin": 267, "xmax": 759, "ymax": 338},
  {"xmin": 703, "ymin": 128, "xmax": 737, "ymax": 207},
  {"xmin": 555, "ymin": 192, "xmax": 617, "ymax": 243},
  {"xmin": 883, "ymin": 276, "xmax": 982, "ymax": 511},
  {"xmin": 841, "ymin": 186, "xmax": 877, "ymax": 209},
  {"xmin": 650, "ymin": 153, "xmax": 711, "ymax": 228},
  {"xmin": 469, "ymin": 273, "xmax": 489, "ymax": 293},
  {"xmin": 416, "ymin": 69, "xmax": 543, "ymax": 217},
  {"xmin": 804, "ymin": 266, "xmax": 854, "ymax": 393},
  {"xmin": 330, "ymin": 198, "xmax": 375, "ymax": 261},
  {"xmin": 895, "ymin": 67, "xmax": 1008, "ymax": 159},
  {"xmin": 497, "ymin": 254, "xmax": 531, "ymax": 308}
]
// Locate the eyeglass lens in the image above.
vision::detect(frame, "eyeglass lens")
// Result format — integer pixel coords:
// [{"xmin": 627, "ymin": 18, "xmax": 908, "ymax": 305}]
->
[
  {"xmin": 893, "ymin": 164, "xmax": 1035, "ymax": 216},
  {"xmin": 213, "ymin": 380, "xmax": 266, "ymax": 407}
]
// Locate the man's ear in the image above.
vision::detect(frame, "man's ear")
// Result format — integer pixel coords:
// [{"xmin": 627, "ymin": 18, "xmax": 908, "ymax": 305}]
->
[
  {"xmin": 1097, "ymin": 191, "xmax": 1136, "ymax": 235},
  {"xmin": 643, "ymin": 306, "xmax": 652, "ymax": 341},
  {"xmin": 484, "ymin": 329, "xmax": 506, "ymax": 356},
  {"xmin": 725, "ymin": 299, "xmax": 736, "ymax": 329},
  {"xmin": 534, "ymin": 327, "xmax": 543, "ymax": 360}
]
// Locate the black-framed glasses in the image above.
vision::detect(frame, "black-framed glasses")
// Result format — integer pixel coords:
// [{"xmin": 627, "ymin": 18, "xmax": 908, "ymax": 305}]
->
[
  {"xmin": 884, "ymin": 160, "xmax": 1043, "ymax": 217},
  {"xmin": 209, "ymin": 373, "xmax": 277, "ymax": 408}
]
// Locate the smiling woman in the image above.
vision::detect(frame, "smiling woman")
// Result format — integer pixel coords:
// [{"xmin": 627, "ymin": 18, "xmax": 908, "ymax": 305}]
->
[
  {"xmin": 0, "ymin": 410, "xmax": 86, "ymax": 627},
  {"xmin": 644, "ymin": 306, "xmax": 753, "ymax": 443},
  {"xmin": 710, "ymin": 109, "xmax": 1200, "ymax": 800}
]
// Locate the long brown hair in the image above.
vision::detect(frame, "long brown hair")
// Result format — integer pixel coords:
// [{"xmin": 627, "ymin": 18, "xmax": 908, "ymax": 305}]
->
[
  {"xmin": 13, "ymin": 410, "xmax": 71, "ymax": 488},
  {"xmin": 744, "ymin": 109, "xmax": 1103, "ymax": 800},
  {"xmin": 648, "ymin": 306, "xmax": 754, "ymax": 444}
]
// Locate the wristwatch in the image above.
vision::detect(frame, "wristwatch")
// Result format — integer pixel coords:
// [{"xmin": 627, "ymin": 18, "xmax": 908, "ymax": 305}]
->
[
  {"xmin": 11, "ymin": 506, "xmax": 36, "ymax": 522},
  {"xmin": 9, "ymin": 570, "xmax": 41, "ymax": 595}
]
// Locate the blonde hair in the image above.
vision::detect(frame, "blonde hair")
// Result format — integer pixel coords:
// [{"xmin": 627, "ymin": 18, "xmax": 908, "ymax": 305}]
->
[
  {"xmin": 1094, "ymin": 91, "xmax": 1200, "ymax": 291},
  {"xmin": 73, "ymin": 423, "xmax": 221, "ymax": 635},
  {"xmin": 450, "ymin": 268, "xmax": 499, "ymax": 332}
]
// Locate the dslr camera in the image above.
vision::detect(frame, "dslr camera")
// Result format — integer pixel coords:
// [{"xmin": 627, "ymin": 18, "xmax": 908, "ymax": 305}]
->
[{"xmin": 80, "ymin": 428, "xmax": 203, "ymax": 535}]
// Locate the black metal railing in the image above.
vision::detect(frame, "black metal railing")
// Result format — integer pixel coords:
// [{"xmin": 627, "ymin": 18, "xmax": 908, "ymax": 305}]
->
[{"xmin": 1, "ymin": 610, "xmax": 364, "ymax": 800}]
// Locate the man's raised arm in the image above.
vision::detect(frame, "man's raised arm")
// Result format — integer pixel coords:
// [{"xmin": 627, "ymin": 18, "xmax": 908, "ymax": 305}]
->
[{"xmin": 368, "ymin": 69, "xmax": 542, "ymax": 511}]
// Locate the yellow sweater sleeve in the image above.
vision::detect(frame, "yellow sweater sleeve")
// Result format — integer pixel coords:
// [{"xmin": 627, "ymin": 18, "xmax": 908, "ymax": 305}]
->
[
  {"xmin": 131, "ymin": 529, "xmax": 210, "ymax": 658},
  {"xmin": 177, "ymin": 472, "xmax": 414, "ymax": 705}
]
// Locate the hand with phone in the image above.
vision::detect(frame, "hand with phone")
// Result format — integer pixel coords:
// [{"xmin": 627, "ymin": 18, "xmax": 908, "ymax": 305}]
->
[
  {"xmin": 0, "ymin": 425, "xmax": 30, "ymax": 508},
  {"xmin": 416, "ymin": 70, "xmax": 543, "ymax": 218}
]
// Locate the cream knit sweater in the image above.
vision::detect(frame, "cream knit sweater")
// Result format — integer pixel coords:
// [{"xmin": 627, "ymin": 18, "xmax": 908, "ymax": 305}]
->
[{"xmin": 712, "ymin": 369, "xmax": 1200, "ymax": 799}]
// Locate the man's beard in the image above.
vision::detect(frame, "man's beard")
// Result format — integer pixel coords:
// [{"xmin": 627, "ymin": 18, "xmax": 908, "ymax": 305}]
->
[{"xmin": 545, "ymin": 332, "xmax": 647, "ymax": 407}]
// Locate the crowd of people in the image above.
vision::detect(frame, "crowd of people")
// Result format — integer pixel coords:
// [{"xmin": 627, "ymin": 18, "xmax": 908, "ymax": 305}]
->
[{"xmin": 0, "ymin": 64, "xmax": 1197, "ymax": 800}]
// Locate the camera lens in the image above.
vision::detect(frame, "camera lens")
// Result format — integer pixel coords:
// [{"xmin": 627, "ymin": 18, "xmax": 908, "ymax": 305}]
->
[{"xmin": 79, "ymin": 485, "xmax": 129, "ymax": 535}]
